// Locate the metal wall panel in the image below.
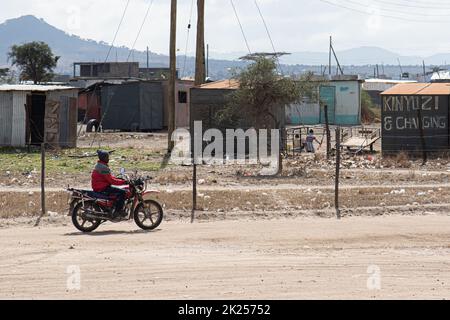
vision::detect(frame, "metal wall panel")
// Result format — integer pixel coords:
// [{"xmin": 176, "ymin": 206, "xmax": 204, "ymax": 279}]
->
[
  {"xmin": 382, "ymin": 94, "xmax": 450, "ymax": 154},
  {"xmin": 0, "ymin": 92, "xmax": 13, "ymax": 146},
  {"xmin": 333, "ymin": 81, "xmax": 361, "ymax": 125},
  {"xmin": 140, "ymin": 82, "xmax": 163, "ymax": 131},
  {"xmin": 102, "ymin": 83, "xmax": 140, "ymax": 130},
  {"xmin": 11, "ymin": 91, "xmax": 27, "ymax": 147}
]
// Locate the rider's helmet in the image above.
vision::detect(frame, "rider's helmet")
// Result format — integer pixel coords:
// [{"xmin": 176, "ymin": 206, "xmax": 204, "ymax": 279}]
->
[{"xmin": 97, "ymin": 150, "xmax": 110, "ymax": 163}]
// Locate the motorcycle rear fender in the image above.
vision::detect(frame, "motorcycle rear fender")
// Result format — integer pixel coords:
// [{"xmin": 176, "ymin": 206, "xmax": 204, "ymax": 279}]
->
[{"xmin": 143, "ymin": 190, "xmax": 160, "ymax": 200}]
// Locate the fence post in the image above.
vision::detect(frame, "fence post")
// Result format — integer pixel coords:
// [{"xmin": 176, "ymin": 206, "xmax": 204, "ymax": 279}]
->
[
  {"xmin": 324, "ymin": 105, "xmax": 331, "ymax": 160},
  {"xmin": 417, "ymin": 108, "xmax": 427, "ymax": 165},
  {"xmin": 191, "ymin": 162, "xmax": 197, "ymax": 223},
  {"xmin": 35, "ymin": 143, "xmax": 46, "ymax": 227},
  {"xmin": 335, "ymin": 127, "xmax": 341, "ymax": 220}
]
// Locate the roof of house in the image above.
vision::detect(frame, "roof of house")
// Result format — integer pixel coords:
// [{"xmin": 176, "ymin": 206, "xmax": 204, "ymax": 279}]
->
[
  {"xmin": 381, "ymin": 83, "xmax": 450, "ymax": 95},
  {"xmin": 198, "ymin": 79, "xmax": 239, "ymax": 90},
  {"xmin": 0, "ymin": 84, "xmax": 78, "ymax": 92}
]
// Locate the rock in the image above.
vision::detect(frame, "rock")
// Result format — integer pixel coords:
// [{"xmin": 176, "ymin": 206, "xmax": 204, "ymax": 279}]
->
[
  {"xmin": 28, "ymin": 191, "xmax": 34, "ymax": 196},
  {"xmin": 198, "ymin": 179, "xmax": 206, "ymax": 185}
]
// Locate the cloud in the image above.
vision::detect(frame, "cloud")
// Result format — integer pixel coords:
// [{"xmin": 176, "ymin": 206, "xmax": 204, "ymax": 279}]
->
[{"xmin": 0, "ymin": 0, "xmax": 449, "ymax": 57}]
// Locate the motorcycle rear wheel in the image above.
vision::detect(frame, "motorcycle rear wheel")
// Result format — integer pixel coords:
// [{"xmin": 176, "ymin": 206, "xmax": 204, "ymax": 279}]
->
[
  {"xmin": 72, "ymin": 201, "xmax": 102, "ymax": 233},
  {"xmin": 134, "ymin": 200, "xmax": 164, "ymax": 231}
]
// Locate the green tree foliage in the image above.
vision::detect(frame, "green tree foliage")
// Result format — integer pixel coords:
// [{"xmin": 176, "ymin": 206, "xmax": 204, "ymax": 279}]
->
[
  {"xmin": 216, "ymin": 57, "xmax": 317, "ymax": 130},
  {"xmin": 361, "ymin": 90, "xmax": 380, "ymax": 123},
  {"xmin": 8, "ymin": 41, "xmax": 59, "ymax": 84}
]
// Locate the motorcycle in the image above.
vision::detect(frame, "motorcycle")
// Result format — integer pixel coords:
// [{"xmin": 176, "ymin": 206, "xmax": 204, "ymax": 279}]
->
[{"xmin": 67, "ymin": 169, "xmax": 164, "ymax": 233}]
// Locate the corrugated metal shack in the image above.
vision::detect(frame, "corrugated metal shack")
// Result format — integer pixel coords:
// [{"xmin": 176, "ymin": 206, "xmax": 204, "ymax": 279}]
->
[
  {"xmin": 101, "ymin": 81, "xmax": 164, "ymax": 131},
  {"xmin": 161, "ymin": 79, "xmax": 194, "ymax": 128},
  {"xmin": 286, "ymin": 77, "xmax": 363, "ymax": 126},
  {"xmin": 190, "ymin": 79, "xmax": 287, "ymax": 131},
  {"xmin": 381, "ymin": 83, "xmax": 450, "ymax": 155},
  {"xmin": 363, "ymin": 79, "xmax": 417, "ymax": 107},
  {"xmin": 0, "ymin": 85, "xmax": 78, "ymax": 148}
]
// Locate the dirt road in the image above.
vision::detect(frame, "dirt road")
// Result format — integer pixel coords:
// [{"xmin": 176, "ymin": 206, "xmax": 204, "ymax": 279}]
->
[{"xmin": 1, "ymin": 215, "xmax": 450, "ymax": 299}]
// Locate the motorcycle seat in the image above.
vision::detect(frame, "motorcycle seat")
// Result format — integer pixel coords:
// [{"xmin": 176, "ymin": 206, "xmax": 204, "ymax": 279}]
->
[{"xmin": 79, "ymin": 190, "xmax": 112, "ymax": 200}]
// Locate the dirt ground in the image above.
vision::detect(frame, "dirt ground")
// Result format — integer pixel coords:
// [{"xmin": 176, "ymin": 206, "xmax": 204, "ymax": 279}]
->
[
  {"xmin": 1, "ymin": 214, "xmax": 450, "ymax": 300},
  {"xmin": 2, "ymin": 130, "xmax": 450, "ymax": 300}
]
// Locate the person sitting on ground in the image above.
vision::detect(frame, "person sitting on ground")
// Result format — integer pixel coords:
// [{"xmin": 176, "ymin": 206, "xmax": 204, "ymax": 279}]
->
[
  {"xmin": 305, "ymin": 129, "xmax": 322, "ymax": 153},
  {"xmin": 91, "ymin": 150, "xmax": 127, "ymax": 218}
]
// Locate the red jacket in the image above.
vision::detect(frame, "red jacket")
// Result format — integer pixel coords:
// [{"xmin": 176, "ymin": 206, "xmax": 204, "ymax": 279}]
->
[{"xmin": 91, "ymin": 161, "xmax": 126, "ymax": 192}]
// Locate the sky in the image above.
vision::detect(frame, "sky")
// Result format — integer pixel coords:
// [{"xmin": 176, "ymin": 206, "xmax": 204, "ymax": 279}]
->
[{"xmin": 2, "ymin": 0, "xmax": 450, "ymax": 58}]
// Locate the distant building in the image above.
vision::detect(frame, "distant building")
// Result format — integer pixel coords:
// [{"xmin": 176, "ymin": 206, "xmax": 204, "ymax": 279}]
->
[
  {"xmin": 0, "ymin": 85, "xmax": 78, "ymax": 148},
  {"xmin": 73, "ymin": 62, "xmax": 140, "ymax": 79},
  {"xmin": 287, "ymin": 76, "xmax": 363, "ymax": 126},
  {"xmin": 78, "ymin": 79, "xmax": 194, "ymax": 131},
  {"xmin": 139, "ymin": 67, "xmax": 178, "ymax": 80},
  {"xmin": 363, "ymin": 79, "xmax": 418, "ymax": 107},
  {"xmin": 430, "ymin": 71, "xmax": 450, "ymax": 83}
]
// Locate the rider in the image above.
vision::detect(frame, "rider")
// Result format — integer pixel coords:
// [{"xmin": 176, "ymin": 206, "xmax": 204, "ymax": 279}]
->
[{"xmin": 91, "ymin": 150, "xmax": 127, "ymax": 218}]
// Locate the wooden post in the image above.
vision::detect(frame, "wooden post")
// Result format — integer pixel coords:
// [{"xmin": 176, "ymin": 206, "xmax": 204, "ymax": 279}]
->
[
  {"xmin": 417, "ymin": 108, "xmax": 427, "ymax": 165},
  {"xmin": 168, "ymin": 0, "xmax": 177, "ymax": 153},
  {"xmin": 324, "ymin": 105, "xmax": 331, "ymax": 160},
  {"xmin": 335, "ymin": 127, "xmax": 341, "ymax": 220},
  {"xmin": 35, "ymin": 143, "xmax": 46, "ymax": 227},
  {"xmin": 195, "ymin": 0, "xmax": 206, "ymax": 86},
  {"xmin": 191, "ymin": 162, "xmax": 197, "ymax": 223},
  {"xmin": 191, "ymin": 0, "xmax": 206, "ymax": 223}
]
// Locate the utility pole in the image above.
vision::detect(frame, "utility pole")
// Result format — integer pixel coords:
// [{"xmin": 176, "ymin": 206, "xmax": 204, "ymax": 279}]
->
[
  {"xmin": 206, "ymin": 43, "xmax": 210, "ymax": 80},
  {"xmin": 168, "ymin": 0, "xmax": 177, "ymax": 153},
  {"xmin": 422, "ymin": 60, "xmax": 427, "ymax": 81},
  {"xmin": 192, "ymin": 0, "xmax": 206, "ymax": 223},
  {"xmin": 329, "ymin": 36, "xmax": 332, "ymax": 77},
  {"xmin": 147, "ymin": 46, "xmax": 150, "ymax": 80},
  {"xmin": 195, "ymin": 0, "xmax": 206, "ymax": 86}
]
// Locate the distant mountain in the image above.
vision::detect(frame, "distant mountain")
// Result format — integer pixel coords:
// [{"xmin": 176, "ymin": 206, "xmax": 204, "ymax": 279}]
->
[
  {"xmin": 1, "ymin": 15, "xmax": 450, "ymax": 80},
  {"xmin": 0, "ymin": 15, "xmax": 246, "ymax": 78}
]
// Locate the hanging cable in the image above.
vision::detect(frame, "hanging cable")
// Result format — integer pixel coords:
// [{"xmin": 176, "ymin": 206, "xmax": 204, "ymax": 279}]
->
[
  {"xmin": 127, "ymin": 0, "xmax": 156, "ymax": 62},
  {"xmin": 182, "ymin": 0, "xmax": 196, "ymax": 78},
  {"xmin": 254, "ymin": 0, "xmax": 283, "ymax": 74},
  {"xmin": 230, "ymin": 0, "xmax": 252, "ymax": 54},
  {"xmin": 106, "ymin": 0, "xmax": 132, "ymax": 62},
  {"xmin": 78, "ymin": 0, "xmax": 131, "ymax": 139}
]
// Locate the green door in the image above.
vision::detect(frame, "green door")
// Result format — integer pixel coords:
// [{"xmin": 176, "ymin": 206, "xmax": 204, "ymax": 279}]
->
[{"xmin": 319, "ymin": 86, "xmax": 336, "ymax": 124}]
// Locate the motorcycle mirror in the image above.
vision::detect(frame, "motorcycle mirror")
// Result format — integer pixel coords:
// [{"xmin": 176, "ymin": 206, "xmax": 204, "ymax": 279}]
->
[{"xmin": 120, "ymin": 168, "xmax": 126, "ymax": 175}]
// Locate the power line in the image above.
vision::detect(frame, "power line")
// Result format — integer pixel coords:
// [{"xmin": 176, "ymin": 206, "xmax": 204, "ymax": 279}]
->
[
  {"xmin": 127, "ymin": 0, "xmax": 156, "ymax": 62},
  {"xmin": 254, "ymin": 0, "xmax": 283, "ymax": 74},
  {"xmin": 77, "ymin": 0, "xmax": 132, "ymax": 139},
  {"xmin": 181, "ymin": 0, "xmax": 195, "ymax": 78},
  {"xmin": 106, "ymin": 0, "xmax": 132, "ymax": 62},
  {"xmin": 371, "ymin": 0, "xmax": 450, "ymax": 10},
  {"xmin": 230, "ymin": 0, "xmax": 252, "ymax": 54},
  {"xmin": 317, "ymin": 0, "xmax": 450, "ymax": 23},
  {"xmin": 341, "ymin": 0, "xmax": 450, "ymax": 17}
]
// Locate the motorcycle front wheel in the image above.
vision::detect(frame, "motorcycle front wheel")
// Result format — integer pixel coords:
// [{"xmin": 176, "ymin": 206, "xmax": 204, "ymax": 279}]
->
[
  {"xmin": 72, "ymin": 201, "xmax": 102, "ymax": 233},
  {"xmin": 134, "ymin": 200, "xmax": 164, "ymax": 231}
]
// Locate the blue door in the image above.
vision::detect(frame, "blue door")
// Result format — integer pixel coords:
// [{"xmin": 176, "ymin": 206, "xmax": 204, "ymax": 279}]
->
[{"xmin": 319, "ymin": 86, "xmax": 336, "ymax": 124}]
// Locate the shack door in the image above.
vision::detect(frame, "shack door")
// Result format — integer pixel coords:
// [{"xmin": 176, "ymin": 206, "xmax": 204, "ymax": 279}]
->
[
  {"xmin": 28, "ymin": 94, "xmax": 46, "ymax": 145},
  {"xmin": 319, "ymin": 86, "xmax": 336, "ymax": 124}
]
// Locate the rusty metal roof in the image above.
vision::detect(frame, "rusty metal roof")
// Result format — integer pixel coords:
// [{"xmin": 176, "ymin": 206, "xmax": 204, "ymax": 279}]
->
[
  {"xmin": 198, "ymin": 79, "xmax": 239, "ymax": 90},
  {"xmin": 0, "ymin": 84, "xmax": 78, "ymax": 92},
  {"xmin": 381, "ymin": 83, "xmax": 450, "ymax": 95}
]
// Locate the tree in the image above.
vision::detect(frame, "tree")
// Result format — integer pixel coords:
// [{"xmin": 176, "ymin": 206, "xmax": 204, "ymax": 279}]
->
[
  {"xmin": 216, "ymin": 56, "xmax": 318, "ymax": 174},
  {"xmin": 361, "ymin": 90, "xmax": 380, "ymax": 124},
  {"xmin": 8, "ymin": 41, "xmax": 59, "ymax": 84},
  {"xmin": 0, "ymin": 68, "xmax": 17, "ymax": 84}
]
